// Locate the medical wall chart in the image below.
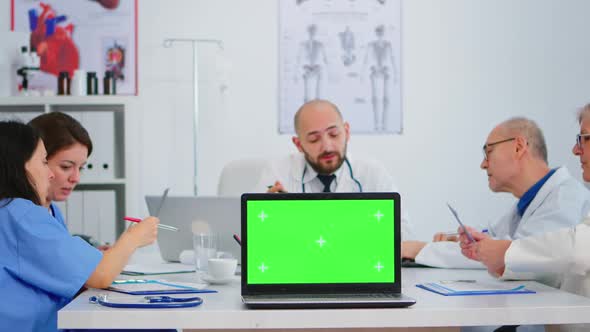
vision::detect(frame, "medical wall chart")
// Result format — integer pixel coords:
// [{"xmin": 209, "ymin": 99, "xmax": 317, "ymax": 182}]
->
[
  {"xmin": 12, "ymin": 0, "xmax": 137, "ymax": 95},
  {"xmin": 279, "ymin": 0, "xmax": 402, "ymax": 134}
]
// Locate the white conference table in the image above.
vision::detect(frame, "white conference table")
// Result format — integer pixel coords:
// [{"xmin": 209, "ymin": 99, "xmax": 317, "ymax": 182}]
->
[{"xmin": 59, "ymin": 266, "xmax": 590, "ymax": 331}]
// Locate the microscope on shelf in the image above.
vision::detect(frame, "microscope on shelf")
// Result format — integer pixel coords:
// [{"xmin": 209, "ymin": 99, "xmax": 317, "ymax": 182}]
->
[{"xmin": 16, "ymin": 46, "xmax": 40, "ymax": 95}]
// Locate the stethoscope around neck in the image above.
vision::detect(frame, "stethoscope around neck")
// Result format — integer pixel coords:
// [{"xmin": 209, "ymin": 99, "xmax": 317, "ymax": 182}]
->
[{"xmin": 301, "ymin": 157, "xmax": 363, "ymax": 193}]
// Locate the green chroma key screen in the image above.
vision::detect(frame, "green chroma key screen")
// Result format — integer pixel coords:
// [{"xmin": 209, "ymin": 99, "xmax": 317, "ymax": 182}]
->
[{"xmin": 246, "ymin": 199, "xmax": 396, "ymax": 284}]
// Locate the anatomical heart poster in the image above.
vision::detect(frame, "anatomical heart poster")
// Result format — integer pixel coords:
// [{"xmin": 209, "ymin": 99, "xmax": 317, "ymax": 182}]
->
[{"xmin": 12, "ymin": 0, "xmax": 137, "ymax": 95}]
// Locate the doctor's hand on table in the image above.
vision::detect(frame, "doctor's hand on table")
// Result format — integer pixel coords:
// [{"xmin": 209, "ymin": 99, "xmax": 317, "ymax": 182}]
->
[
  {"xmin": 400, "ymin": 230, "xmax": 463, "ymax": 260},
  {"xmin": 433, "ymin": 232, "xmax": 459, "ymax": 242},
  {"xmin": 401, "ymin": 241, "xmax": 426, "ymax": 260},
  {"xmin": 459, "ymin": 225, "xmax": 511, "ymax": 277}
]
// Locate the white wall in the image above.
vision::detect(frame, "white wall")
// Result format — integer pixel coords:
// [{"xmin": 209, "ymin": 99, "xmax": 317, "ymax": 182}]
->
[{"xmin": 2, "ymin": 0, "xmax": 590, "ymax": 240}]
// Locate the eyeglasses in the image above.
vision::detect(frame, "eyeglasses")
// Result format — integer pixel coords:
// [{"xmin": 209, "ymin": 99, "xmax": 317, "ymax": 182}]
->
[
  {"xmin": 576, "ymin": 133, "xmax": 590, "ymax": 150},
  {"xmin": 482, "ymin": 137, "xmax": 516, "ymax": 161}
]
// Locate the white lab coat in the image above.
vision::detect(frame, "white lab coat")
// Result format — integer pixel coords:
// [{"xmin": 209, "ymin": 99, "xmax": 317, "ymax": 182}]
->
[
  {"xmin": 416, "ymin": 167, "xmax": 590, "ymax": 273},
  {"xmin": 255, "ymin": 153, "xmax": 414, "ymax": 239},
  {"xmin": 505, "ymin": 217, "xmax": 590, "ymax": 332}
]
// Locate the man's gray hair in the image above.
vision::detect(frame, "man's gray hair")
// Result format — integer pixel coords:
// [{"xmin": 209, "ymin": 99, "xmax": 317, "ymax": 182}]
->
[
  {"xmin": 501, "ymin": 117, "xmax": 548, "ymax": 163},
  {"xmin": 577, "ymin": 103, "xmax": 590, "ymax": 123}
]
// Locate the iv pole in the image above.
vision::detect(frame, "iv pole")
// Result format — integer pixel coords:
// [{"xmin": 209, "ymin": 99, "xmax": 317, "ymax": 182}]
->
[{"xmin": 162, "ymin": 38, "xmax": 223, "ymax": 195}]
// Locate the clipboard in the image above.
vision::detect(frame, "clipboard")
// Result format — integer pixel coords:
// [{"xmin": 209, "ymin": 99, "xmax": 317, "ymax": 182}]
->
[
  {"xmin": 416, "ymin": 280, "xmax": 535, "ymax": 296},
  {"xmin": 108, "ymin": 279, "xmax": 217, "ymax": 295}
]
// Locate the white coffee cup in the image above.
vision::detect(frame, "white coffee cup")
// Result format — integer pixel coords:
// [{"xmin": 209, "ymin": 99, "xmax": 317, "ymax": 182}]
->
[{"xmin": 207, "ymin": 258, "xmax": 238, "ymax": 280}]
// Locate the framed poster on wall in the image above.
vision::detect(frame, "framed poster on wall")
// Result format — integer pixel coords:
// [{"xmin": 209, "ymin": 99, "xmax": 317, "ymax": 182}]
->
[
  {"xmin": 11, "ymin": 0, "xmax": 137, "ymax": 95},
  {"xmin": 279, "ymin": 0, "xmax": 402, "ymax": 134}
]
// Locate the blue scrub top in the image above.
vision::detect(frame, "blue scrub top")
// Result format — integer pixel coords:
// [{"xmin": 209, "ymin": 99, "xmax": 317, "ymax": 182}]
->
[
  {"xmin": 50, "ymin": 202, "xmax": 68, "ymax": 230},
  {"xmin": 0, "ymin": 198, "xmax": 102, "ymax": 332}
]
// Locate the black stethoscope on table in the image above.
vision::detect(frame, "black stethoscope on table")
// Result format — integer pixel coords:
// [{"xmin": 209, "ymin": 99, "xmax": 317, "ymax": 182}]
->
[
  {"xmin": 301, "ymin": 158, "xmax": 363, "ymax": 192},
  {"xmin": 89, "ymin": 294, "xmax": 203, "ymax": 308}
]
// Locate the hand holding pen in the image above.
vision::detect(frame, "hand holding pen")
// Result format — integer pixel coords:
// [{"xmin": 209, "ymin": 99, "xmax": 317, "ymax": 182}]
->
[
  {"xmin": 458, "ymin": 228, "xmax": 511, "ymax": 277},
  {"xmin": 124, "ymin": 217, "xmax": 178, "ymax": 232},
  {"xmin": 458, "ymin": 225, "xmax": 489, "ymax": 260},
  {"xmin": 123, "ymin": 188, "xmax": 178, "ymax": 232},
  {"xmin": 123, "ymin": 216, "xmax": 160, "ymax": 247},
  {"xmin": 267, "ymin": 181, "xmax": 287, "ymax": 193},
  {"xmin": 458, "ymin": 226, "xmax": 490, "ymax": 244}
]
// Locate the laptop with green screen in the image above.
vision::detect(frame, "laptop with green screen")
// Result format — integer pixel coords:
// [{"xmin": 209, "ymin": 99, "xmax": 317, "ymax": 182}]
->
[{"xmin": 241, "ymin": 192, "xmax": 416, "ymax": 308}]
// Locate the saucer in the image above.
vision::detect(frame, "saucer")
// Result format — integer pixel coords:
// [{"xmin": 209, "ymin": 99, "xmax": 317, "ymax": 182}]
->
[{"xmin": 201, "ymin": 274, "xmax": 234, "ymax": 285}]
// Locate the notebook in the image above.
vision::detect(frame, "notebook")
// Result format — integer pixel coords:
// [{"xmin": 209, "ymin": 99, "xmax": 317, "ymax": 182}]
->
[
  {"xmin": 145, "ymin": 196, "xmax": 241, "ymax": 263},
  {"xmin": 240, "ymin": 192, "xmax": 416, "ymax": 309}
]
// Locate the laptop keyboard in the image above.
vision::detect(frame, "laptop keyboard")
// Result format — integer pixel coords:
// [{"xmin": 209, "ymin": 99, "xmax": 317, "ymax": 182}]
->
[{"xmin": 247, "ymin": 293, "xmax": 401, "ymax": 300}]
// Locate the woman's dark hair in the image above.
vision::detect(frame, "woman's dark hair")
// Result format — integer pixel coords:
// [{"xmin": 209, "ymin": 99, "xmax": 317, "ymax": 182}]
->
[
  {"xmin": 0, "ymin": 121, "xmax": 42, "ymax": 206},
  {"xmin": 29, "ymin": 112, "xmax": 93, "ymax": 158}
]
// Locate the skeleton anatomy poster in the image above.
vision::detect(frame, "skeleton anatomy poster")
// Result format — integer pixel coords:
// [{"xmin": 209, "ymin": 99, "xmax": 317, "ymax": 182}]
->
[
  {"xmin": 12, "ymin": 0, "xmax": 137, "ymax": 95},
  {"xmin": 279, "ymin": 0, "xmax": 402, "ymax": 134}
]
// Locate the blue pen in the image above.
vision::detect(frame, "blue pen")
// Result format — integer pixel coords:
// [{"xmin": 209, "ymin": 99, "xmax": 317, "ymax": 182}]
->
[{"xmin": 446, "ymin": 203, "xmax": 475, "ymax": 242}]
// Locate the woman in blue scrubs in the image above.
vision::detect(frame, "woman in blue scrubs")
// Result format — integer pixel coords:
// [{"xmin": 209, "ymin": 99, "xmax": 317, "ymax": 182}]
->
[
  {"xmin": 28, "ymin": 112, "xmax": 110, "ymax": 248},
  {"xmin": 29, "ymin": 112, "xmax": 92, "ymax": 225},
  {"xmin": 0, "ymin": 121, "xmax": 159, "ymax": 332},
  {"xmin": 29, "ymin": 112, "xmax": 114, "ymax": 250}
]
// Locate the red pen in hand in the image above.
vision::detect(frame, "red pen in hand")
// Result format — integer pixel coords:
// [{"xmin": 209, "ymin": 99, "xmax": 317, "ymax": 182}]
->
[{"xmin": 124, "ymin": 216, "xmax": 178, "ymax": 232}]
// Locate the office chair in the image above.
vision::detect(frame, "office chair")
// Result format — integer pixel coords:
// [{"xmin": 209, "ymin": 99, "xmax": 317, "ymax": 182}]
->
[{"xmin": 217, "ymin": 158, "xmax": 268, "ymax": 196}]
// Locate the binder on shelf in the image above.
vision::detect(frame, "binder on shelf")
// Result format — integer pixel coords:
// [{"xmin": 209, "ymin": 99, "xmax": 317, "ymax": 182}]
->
[
  {"xmin": 64, "ymin": 190, "xmax": 117, "ymax": 245},
  {"xmin": 83, "ymin": 190, "xmax": 117, "ymax": 245},
  {"xmin": 416, "ymin": 280, "xmax": 535, "ymax": 296},
  {"xmin": 81, "ymin": 111, "xmax": 115, "ymax": 181},
  {"xmin": 65, "ymin": 191, "xmax": 84, "ymax": 235},
  {"xmin": 96, "ymin": 190, "xmax": 117, "ymax": 244},
  {"xmin": 82, "ymin": 191, "xmax": 100, "ymax": 243}
]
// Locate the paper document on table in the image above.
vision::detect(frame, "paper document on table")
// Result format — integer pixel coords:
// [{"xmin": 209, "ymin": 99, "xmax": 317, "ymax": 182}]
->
[
  {"xmin": 416, "ymin": 280, "xmax": 535, "ymax": 296},
  {"xmin": 108, "ymin": 279, "xmax": 216, "ymax": 295},
  {"xmin": 122, "ymin": 262, "xmax": 195, "ymax": 275}
]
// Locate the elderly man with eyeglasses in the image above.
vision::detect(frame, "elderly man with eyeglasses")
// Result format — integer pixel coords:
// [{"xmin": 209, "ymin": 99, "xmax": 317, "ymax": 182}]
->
[
  {"xmin": 459, "ymin": 105, "xmax": 590, "ymax": 332},
  {"xmin": 402, "ymin": 117, "xmax": 590, "ymax": 277}
]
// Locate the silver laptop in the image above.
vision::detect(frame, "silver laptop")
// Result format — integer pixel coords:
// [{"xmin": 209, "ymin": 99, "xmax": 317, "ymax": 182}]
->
[
  {"xmin": 241, "ymin": 192, "xmax": 416, "ymax": 309},
  {"xmin": 145, "ymin": 196, "xmax": 241, "ymax": 263}
]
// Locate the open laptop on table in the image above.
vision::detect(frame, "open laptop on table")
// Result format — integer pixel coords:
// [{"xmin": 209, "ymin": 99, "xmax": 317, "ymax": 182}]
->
[
  {"xmin": 241, "ymin": 192, "xmax": 416, "ymax": 309},
  {"xmin": 145, "ymin": 196, "xmax": 241, "ymax": 263}
]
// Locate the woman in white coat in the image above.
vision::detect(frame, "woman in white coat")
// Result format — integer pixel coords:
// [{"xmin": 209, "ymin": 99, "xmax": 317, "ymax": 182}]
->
[{"xmin": 460, "ymin": 103, "xmax": 590, "ymax": 332}]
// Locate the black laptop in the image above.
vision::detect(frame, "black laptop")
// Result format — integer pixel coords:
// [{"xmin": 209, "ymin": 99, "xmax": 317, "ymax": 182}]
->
[{"xmin": 241, "ymin": 192, "xmax": 416, "ymax": 309}]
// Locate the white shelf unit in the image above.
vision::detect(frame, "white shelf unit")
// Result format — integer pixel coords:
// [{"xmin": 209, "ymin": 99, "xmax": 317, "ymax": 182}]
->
[{"xmin": 0, "ymin": 96, "xmax": 134, "ymax": 244}]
